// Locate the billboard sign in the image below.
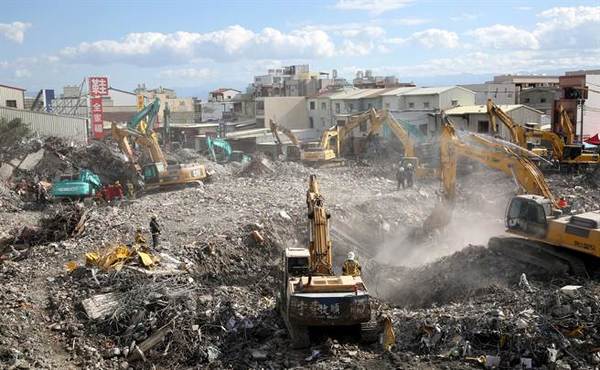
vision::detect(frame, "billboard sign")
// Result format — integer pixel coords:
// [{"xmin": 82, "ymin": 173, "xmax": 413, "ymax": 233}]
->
[
  {"xmin": 90, "ymin": 97, "xmax": 104, "ymax": 140},
  {"xmin": 88, "ymin": 76, "xmax": 109, "ymax": 97}
]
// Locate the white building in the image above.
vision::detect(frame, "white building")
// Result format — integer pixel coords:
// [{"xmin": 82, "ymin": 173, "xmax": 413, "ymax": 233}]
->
[
  {"xmin": 460, "ymin": 83, "xmax": 517, "ymax": 105},
  {"xmin": 256, "ymin": 96, "xmax": 309, "ymax": 130},
  {"xmin": 445, "ymin": 104, "xmax": 544, "ymax": 140},
  {"xmin": 209, "ymin": 88, "xmax": 241, "ymax": 102},
  {"xmin": 381, "ymin": 86, "xmax": 475, "ymax": 137},
  {"xmin": 0, "ymin": 84, "xmax": 25, "ymax": 110}
]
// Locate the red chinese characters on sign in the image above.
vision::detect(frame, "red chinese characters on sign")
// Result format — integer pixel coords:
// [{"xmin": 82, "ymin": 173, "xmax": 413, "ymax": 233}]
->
[
  {"xmin": 88, "ymin": 77, "xmax": 109, "ymax": 97},
  {"xmin": 90, "ymin": 97, "xmax": 104, "ymax": 139}
]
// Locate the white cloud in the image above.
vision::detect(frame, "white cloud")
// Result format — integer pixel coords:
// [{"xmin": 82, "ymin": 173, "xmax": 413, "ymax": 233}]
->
[
  {"xmin": 158, "ymin": 67, "xmax": 214, "ymax": 80},
  {"xmin": 449, "ymin": 13, "xmax": 479, "ymax": 22},
  {"xmin": 338, "ymin": 40, "xmax": 376, "ymax": 56},
  {"xmin": 0, "ymin": 21, "xmax": 31, "ymax": 44},
  {"xmin": 393, "ymin": 18, "xmax": 430, "ymax": 26},
  {"xmin": 468, "ymin": 24, "xmax": 539, "ymax": 50},
  {"xmin": 387, "ymin": 28, "xmax": 459, "ymax": 49},
  {"xmin": 334, "ymin": 0, "xmax": 413, "ymax": 15},
  {"xmin": 534, "ymin": 6, "xmax": 600, "ymax": 49},
  {"xmin": 14, "ymin": 68, "xmax": 31, "ymax": 78},
  {"xmin": 60, "ymin": 25, "xmax": 336, "ymax": 65},
  {"xmin": 375, "ymin": 48, "xmax": 600, "ymax": 77}
]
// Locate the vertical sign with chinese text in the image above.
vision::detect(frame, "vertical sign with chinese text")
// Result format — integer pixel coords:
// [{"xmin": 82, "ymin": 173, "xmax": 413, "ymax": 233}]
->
[{"xmin": 88, "ymin": 77, "xmax": 109, "ymax": 139}]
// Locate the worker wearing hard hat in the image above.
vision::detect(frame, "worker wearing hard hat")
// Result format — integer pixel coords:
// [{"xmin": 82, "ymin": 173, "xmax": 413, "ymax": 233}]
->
[
  {"xmin": 405, "ymin": 163, "xmax": 415, "ymax": 188},
  {"xmin": 342, "ymin": 251, "xmax": 362, "ymax": 277}
]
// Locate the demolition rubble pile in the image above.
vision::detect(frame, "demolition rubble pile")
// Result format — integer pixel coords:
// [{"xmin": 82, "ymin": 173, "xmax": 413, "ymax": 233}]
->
[
  {"xmin": 391, "ymin": 277, "xmax": 600, "ymax": 369},
  {"xmin": 0, "ymin": 158, "xmax": 599, "ymax": 369},
  {"xmin": 1, "ymin": 135, "xmax": 137, "ymax": 187},
  {"xmin": 0, "ymin": 204, "xmax": 87, "ymax": 260}
]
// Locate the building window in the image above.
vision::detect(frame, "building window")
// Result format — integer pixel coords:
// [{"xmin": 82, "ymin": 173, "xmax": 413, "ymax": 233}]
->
[
  {"xmin": 321, "ymin": 102, "xmax": 326, "ymax": 110},
  {"xmin": 256, "ymin": 101, "xmax": 264, "ymax": 110},
  {"xmin": 309, "ymin": 117, "xmax": 314, "ymax": 128},
  {"xmin": 310, "ymin": 101, "xmax": 315, "ymax": 110},
  {"xmin": 524, "ymin": 98, "xmax": 530, "ymax": 103},
  {"xmin": 419, "ymin": 124, "xmax": 428, "ymax": 136},
  {"xmin": 540, "ymin": 98, "xmax": 546, "ymax": 103},
  {"xmin": 368, "ymin": 103, "xmax": 372, "ymax": 109},
  {"xmin": 408, "ymin": 102, "xmax": 415, "ymax": 109},
  {"xmin": 451, "ymin": 100, "xmax": 458, "ymax": 106},
  {"xmin": 385, "ymin": 103, "xmax": 390, "ymax": 109},
  {"xmin": 348, "ymin": 103, "xmax": 354, "ymax": 111},
  {"xmin": 335, "ymin": 103, "xmax": 340, "ymax": 114},
  {"xmin": 477, "ymin": 120, "xmax": 489, "ymax": 133},
  {"xmin": 5, "ymin": 100, "xmax": 17, "ymax": 108},
  {"xmin": 423, "ymin": 102, "xmax": 430, "ymax": 109}
]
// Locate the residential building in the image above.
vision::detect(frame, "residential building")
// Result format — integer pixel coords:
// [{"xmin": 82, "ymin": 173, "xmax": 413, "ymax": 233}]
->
[
  {"xmin": 307, "ymin": 87, "xmax": 389, "ymax": 132},
  {"xmin": 445, "ymin": 104, "xmax": 544, "ymax": 141},
  {"xmin": 200, "ymin": 101, "xmax": 234, "ymax": 122},
  {"xmin": 255, "ymin": 96, "xmax": 309, "ymax": 130},
  {"xmin": 352, "ymin": 70, "xmax": 414, "ymax": 89},
  {"xmin": 459, "ymin": 83, "xmax": 517, "ymax": 105},
  {"xmin": 209, "ymin": 88, "xmax": 241, "ymax": 102},
  {"xmin": 490, "ymin": 74, "xmax": 560, "ymax": 103},
  {"xmin": 136, "ymin": 85, "xmax": 198, "ymax": 124},
  {"xmin": 518, "ymin": 87, "xmax": 560, "ymax": 115},
  {"xmin": 381, "ymin": 86, "xmax": 475, "ymax": 137},
  {"xmin": 556, "ymin": 70, "xmax": 600, "ymax": 138},
  {"xmin": 0, "ymin": 84, "xmax": 25, "ymax": 110},
  {"xmin": 250, "ymin": 64, "xmax": 346, "ymax": 98}
]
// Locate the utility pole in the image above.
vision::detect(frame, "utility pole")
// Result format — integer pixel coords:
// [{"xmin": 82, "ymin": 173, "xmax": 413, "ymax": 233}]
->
[{"xmin": 579, "ymin": 98, "xmax": 584, "ymax": 143}]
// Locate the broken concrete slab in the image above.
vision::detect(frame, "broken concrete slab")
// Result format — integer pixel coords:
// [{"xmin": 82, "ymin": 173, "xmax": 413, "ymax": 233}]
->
[{"xmin": 560, "ymin": 285, "xmax": 582, "ymax": 297}]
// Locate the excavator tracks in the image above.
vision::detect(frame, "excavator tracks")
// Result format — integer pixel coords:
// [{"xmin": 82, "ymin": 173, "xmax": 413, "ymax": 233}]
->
[{"xmin": 488, "ymin": 236, "xmax": 589, "ymax": 278}]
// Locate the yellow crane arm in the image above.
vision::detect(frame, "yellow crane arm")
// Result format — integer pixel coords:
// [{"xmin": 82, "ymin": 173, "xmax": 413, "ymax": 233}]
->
[
  {"xmin": 366, "ymin": 110, "xmax": 416, "ymax": 157},
  {"xmin": 269, "ymin": 119, "xmax": 300, "ymax": 146},
  {"xmin": 306, "ymin": 175, "xmax": 333, "ymax": 275},
  {"xmin": 440, "ymin": 118, "xmax": 556, "ymax": 206},
  {"xmin": 486, "ymin": 99, "xmax": 527, "ymax": 147},
  {"xmin": 111, "ymin": 122, "xmax": 141, "ymax": 173},
  {"xmin": 558, "ymin": 105, "xmax": 575, "ymax": 145}
]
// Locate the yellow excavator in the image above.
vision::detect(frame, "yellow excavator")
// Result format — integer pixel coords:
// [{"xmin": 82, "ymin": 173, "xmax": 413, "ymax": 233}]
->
[
  {"xmin": 269, "ymin": 119, "xmax": 301, "ymax": 160},
  {"xmin": 111, "ymin": 98, "xmax": 209, "ymax": 190},
  {"xmin": 487, "ymin": 99, "xmax": 600, "ymax": 169},
  {"xmin": 366, "ymin": 109, "xmax": 437, "ymax": 178},
  {"xmin": 439, "ymin": 116, "xmax": 600, "ymax": 274},
  {"xmin": 278, "ymin": 175, "xmax": 377, "ymax": 348},
  {"xmin": 301, "ymin": 108, "xmax": 380, "ymax": 165}
]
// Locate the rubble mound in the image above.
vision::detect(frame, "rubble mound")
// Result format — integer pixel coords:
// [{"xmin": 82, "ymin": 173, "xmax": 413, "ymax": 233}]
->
[
  {"xmin": 383, "ymin": 245, "xmax": 554, "ymax": 308},
  {"xmin": 0, "ymin": 181, "xmax": 22, "ymax": 212},
  {"xmin": 237, "ymin": 154, "xmax": 275, "ymax": 177}
]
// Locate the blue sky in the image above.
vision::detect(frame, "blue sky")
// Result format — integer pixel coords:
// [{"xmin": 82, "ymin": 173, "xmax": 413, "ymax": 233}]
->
[{"xmin": 1, "ymin": 0, "xmax": 600, "ymax": 98}]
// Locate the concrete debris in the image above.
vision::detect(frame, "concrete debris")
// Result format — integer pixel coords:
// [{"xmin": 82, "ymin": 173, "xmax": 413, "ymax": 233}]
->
[{"xmin": 0, "ymin": 143, "xmax": 599, "ymax": 369}]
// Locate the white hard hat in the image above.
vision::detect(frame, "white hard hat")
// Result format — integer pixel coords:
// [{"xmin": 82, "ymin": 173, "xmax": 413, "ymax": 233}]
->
[
  {"xmin": 399, "ymin": 167, "xmax": 405, "ymax": 171},
  {"xmin": 407, "ymin": 163, "xmax": 413, "ymax": 168},
  {"xmin": 347, "ymin": 251, "xmax": 355, "ymax": 260}
]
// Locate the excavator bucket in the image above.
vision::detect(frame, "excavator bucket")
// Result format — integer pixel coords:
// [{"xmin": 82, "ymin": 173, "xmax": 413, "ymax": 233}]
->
[{"xmin": 422, "ymin": 201, "xmax": 453, "ymax": 232}]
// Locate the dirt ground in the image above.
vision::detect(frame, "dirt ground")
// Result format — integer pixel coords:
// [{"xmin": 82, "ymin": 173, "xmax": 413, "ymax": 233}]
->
[{"xmin": 1, "ymin": 156, "xmax": 599, "ymax": 369}]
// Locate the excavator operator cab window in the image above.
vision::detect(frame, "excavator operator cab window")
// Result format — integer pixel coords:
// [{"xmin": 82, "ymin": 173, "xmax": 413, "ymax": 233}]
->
[
  {"xmin": 287, "ymin": 256, "xmax": 309, "ymax": 277},
  {"xmin": 506, "ymin": 198, "xmax": 548, "ymax": 238},
  {"xmin": 142, "ymin": 165, "xmax": 159, "ymax": 184}
]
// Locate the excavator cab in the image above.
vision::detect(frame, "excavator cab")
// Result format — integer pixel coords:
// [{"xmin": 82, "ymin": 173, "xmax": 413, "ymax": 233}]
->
[
  {"xmin": 142, "ymin": 163, "xmax": 162, "ymax": 185},
  {"xmin": 506, "ymin": 195, "xmax": 552, "ymax": 238}
]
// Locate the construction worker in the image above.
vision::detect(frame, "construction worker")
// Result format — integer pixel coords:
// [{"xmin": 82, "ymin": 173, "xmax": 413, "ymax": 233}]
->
[
  {"xmin": 342, "ymin": 251, "xmax": 361, "ymax": 277},
  {"xmin": 149, "ymin": 216, "xmax": 161, "ymax": 250},
  {"xmin": 126, "ymin": 181, "xmax": 135, "ymax": 200},
  {"xmin": 406, "ymin": 163, "xmax": 415, "ymax": 188},
  {"xmin": 396, "ymin": 166, "xmax": 406, "ymax": 190},
  {"xmin": 134, "ymin": 227, "xmax": 146, "ymax": 245},
  {"xmin": 114, "ymin": 181, "xmax": 124, "ymax": 201}
]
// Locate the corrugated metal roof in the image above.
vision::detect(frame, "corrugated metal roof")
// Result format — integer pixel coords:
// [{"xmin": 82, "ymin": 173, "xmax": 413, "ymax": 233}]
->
[
  {"xmin": 329, "ymin": 88, "xmax": 387, "ymax": 100},
  {"xmin": 445, "ymin": 104, "xmax": 543, "ymax": 115},
  {"xmin": 380, "ymin": 86, "xmax": 419, "ymax": 96},
  {"xmin": 402, "ymin": 86, "xmax": 473, "ymax": 96}
]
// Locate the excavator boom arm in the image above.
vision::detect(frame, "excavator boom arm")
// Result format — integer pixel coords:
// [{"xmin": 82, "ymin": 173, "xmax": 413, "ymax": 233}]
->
[
  {"xmin": 306, "ymin": 175, "xmax": 333, "ymax": 275},
  {"xmin": 440, "ymin": 117, "xmax": 556, "ymax": 206}
]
